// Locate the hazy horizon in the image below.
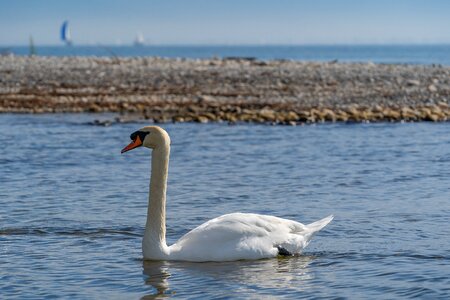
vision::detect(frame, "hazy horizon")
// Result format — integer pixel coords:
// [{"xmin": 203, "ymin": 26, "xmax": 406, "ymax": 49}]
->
[{"xmin": 3, "ymin": 43, "xmax": 450, "ymax": 48}]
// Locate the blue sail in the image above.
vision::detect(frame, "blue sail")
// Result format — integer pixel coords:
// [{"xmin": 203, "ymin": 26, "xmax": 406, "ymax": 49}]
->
[{"xmin": 60, "ymin": 21, "xmax": 72, "ymax": 44}]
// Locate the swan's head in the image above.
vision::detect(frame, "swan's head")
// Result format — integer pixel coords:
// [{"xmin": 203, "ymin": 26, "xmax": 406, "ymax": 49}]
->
[{"xmin": 121, "ymin": 126, "xmax": 170, "ymax": 153}]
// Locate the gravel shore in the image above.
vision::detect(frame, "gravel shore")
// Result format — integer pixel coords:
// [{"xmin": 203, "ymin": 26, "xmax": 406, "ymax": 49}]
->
[{"xmin": 1, "ymin": 55, "xmax": 449, "ymax": 124}]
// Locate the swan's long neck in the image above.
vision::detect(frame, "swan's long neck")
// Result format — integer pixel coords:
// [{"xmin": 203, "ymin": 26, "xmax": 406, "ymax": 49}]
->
[{"xmin": 144, "ymin": 141, "xmax": 170, "ymax": 254}]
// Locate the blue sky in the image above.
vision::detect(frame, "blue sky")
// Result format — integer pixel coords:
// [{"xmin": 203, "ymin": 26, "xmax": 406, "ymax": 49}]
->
[{"xmin": 1, "ymin": 0, "xmax": 450, "ymax": 45}]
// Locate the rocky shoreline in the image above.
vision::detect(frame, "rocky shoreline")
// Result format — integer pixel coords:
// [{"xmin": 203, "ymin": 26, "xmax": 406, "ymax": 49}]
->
[{"xmin": 1, "ymin": 55, "xmax": 449, "ymax": 124}]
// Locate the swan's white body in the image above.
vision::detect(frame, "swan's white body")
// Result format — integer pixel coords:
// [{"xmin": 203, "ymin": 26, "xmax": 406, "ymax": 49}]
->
[
  {"xmin": 148, "ymin": 213, "xmax": 333, "ymax": 261},
  {"xmin": 124, "ymin": 126, "xmax": 333, "ymax": 262}
]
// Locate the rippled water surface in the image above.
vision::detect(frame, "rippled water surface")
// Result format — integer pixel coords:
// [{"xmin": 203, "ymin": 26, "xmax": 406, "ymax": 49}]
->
[{"xmin": 1, "ymin": 114, "xmax": 449, "ymax": 299}]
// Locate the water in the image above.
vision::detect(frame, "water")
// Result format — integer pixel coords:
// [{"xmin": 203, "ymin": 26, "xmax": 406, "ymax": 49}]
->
[
  {"xmin": 1, "ymin": 114, "xmax": 449, "ymax": 299},
  {"xmin": 3, "ymin": 45, "xmax": 450, "ymax": 65}
]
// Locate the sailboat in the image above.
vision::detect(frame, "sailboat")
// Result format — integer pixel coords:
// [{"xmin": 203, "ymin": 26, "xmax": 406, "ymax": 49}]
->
[
  {"xmin": 134, "ymin": 32, "xmax": 145, "ymax": 46},
  {"xmin": 61, "ymin": 21, "xmax": 72, "ymax": 46}
]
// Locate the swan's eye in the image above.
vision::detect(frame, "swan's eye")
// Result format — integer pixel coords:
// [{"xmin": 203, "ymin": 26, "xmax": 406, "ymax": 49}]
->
[
  {"xmin": 138, "ymin": 131, "xmax": 150, "ymax": 141},
  {"xmin": 130, "ymin": 131, "xmax": 149, "ymax": 141}
]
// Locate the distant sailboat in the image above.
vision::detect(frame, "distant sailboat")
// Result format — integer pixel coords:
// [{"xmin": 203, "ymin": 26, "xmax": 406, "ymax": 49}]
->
[
  {"xmin": 61, "ymin": 21, "xmax": 72, "ymax": 46},
  {"xmin": 134, "ymin": 32, "xmax": 145, "ymax": 46}
]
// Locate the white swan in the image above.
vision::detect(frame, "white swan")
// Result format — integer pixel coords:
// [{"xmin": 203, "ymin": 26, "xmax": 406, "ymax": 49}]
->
[{"xmin": 121, "ymin": 126, "xmax": 333, "ymax": 262}]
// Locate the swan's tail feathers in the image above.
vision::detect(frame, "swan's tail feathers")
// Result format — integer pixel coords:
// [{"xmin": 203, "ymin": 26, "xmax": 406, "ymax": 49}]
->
[
  {"xmin": 302, "ymin": 215, "xmax": 333, "ymax": 248},
  {"xmin": 306, "ymin": 215, "xmax": 334, "ymax": 233}
]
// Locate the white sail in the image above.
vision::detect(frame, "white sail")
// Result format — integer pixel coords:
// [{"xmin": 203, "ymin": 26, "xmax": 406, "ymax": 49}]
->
[{"xmin": 134, "ymin": 32, "xmax": 145, "ymax": 46}]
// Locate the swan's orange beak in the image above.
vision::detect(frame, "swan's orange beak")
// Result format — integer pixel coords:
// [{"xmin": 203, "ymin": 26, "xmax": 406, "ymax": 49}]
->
[{"xmin": 121, "ymin": 136, "xmax": 143, "ymax": 153}]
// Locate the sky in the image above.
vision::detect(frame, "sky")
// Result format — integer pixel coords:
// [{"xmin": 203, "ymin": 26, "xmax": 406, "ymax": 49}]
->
[{"xmin": 1, "ymin": 0, "xmax": 450, "ymax": 46}]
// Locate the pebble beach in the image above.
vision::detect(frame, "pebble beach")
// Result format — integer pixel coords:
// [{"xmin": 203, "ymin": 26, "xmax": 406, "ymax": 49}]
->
[{"xmin": 1, "ymin": 55, "xmax": 449, "ymax": 124}]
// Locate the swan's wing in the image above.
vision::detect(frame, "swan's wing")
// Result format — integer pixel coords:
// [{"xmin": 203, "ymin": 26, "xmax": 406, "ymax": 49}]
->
[{"xmin": 168, "ymin": 213, "xmax": 328, "ymax": 261}]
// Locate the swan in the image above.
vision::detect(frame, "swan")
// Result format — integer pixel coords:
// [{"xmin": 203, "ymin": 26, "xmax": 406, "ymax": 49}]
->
[{"xmin": 121, "ymin": 126, "xmax": 333, "ymax": 262}]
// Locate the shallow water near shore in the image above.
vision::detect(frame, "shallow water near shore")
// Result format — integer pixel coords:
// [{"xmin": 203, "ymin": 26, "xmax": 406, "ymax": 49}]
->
[
  {"xmin": 6, "ymin": 44, "xmax": 450, "ymax": 65},
  {"xmin": 1, "ymin": 114, "xmax": 449, "ymax": 299}
]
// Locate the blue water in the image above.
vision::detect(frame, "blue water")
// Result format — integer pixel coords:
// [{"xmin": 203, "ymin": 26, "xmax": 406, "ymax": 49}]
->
[
  {"xmin": 3, "ymin": 45, "xmax": 450, "ymax": 65},
  {"xmin": 1, "ymin": 114, "xmax": 449, "ymax": 299}
]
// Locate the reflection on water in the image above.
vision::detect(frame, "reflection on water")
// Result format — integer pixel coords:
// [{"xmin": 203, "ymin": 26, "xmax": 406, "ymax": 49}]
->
[
  {"xmin": 142, "ymin": 261, "xmax": 171, "ymax": 298},
  {"xmin": 142, "ymin": 256, "xmax": 314, "ymax": 298}
]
